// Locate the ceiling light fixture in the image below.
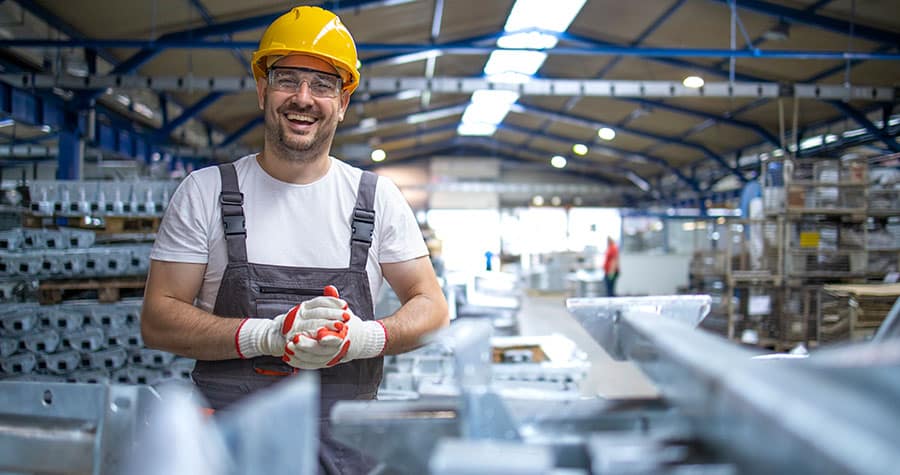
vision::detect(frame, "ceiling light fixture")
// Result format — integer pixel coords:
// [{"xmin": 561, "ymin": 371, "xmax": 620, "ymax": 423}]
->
[
  {"xmin": 682, "ymin": 75, "xmax": 705, "ymax": 88},
  {"xmin": 572, "ymin": 143, "xmax": 588, "ymax": 155},
  {"xmin": 597, "ymin": 127, "xmax": 616, "ymax": 141},
  {"xmin": 371, "ymin": 149, "xmax": 386, "ymax": 162},
  {"xmin": 458, "ymin": 0, "xmax": 586, "ymax": 137},
  {"xmin": 551, "ymin": 155, "xmax": 567, "ymax": 168},
  {"xmin": 762, "ymin": 19, "xmax": 791, "ymax": 42}
]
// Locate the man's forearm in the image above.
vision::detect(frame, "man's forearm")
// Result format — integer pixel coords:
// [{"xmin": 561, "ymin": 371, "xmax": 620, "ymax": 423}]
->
[
  {"xmin": 141, "ymin": 296, "xmax": 243, "ymax": 361},
  {"xmin": 380, "ymin": 293, "xmax": 449, "ymax": 355}
]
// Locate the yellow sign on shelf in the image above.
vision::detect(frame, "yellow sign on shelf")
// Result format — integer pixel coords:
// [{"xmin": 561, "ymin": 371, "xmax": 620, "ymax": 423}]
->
[{"xmin": 799, "ymin": 231, "xmax": 820, "ymax": 248}]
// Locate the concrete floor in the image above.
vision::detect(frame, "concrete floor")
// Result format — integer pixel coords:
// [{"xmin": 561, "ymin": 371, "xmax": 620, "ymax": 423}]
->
[{"xmin": 515, "ymin": 292, "xmax": 659, "ymax": 400}]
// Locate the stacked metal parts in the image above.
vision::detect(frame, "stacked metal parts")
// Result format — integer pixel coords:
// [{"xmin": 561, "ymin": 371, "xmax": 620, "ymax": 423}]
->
[
  {"xmin": 2, "ymin": 296, "xmax": 898, "ymax": 474},
  {"xmin": 0, "ymin": 179, "xmax": 191, "ymax": 388}
]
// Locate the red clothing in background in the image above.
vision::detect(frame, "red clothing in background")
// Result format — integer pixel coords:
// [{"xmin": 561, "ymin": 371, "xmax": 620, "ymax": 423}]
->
[{"xmin": 603, "ymin": 241, "xmax": 619, "ymax": 274}]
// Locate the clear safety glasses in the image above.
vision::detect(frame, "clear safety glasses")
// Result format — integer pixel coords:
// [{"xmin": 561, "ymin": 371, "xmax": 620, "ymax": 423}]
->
[{"xmin": 267, "ymin": 67, "xmax": 343, "ymax": 98}]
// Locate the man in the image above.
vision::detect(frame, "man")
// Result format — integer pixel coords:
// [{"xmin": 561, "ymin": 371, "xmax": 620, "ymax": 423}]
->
[
  {"xmin": 603, "ymin": 236, "xmax": 620, "ymax": 297},
  {"xmin": 140, "ymin": 6, "xmax": 449, "ymax": 474}
]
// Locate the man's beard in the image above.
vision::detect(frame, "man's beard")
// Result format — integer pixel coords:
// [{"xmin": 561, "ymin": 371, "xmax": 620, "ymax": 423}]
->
[{"xmin": 264, "ymin": 101, "xmax": 337, "ymax": 162}]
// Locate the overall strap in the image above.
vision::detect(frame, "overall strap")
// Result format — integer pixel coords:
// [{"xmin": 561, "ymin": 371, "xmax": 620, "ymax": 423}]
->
[
  {"xmin": 218, "ymin": 163, "xmax": 248, "ymax": 264},
  {"xmin": 349, "ymin": 171, "xmax": 378, "ymax": 270}
]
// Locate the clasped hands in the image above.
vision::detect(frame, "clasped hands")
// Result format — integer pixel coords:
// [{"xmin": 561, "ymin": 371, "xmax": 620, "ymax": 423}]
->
[{"xmin": 236, "ymin": 286, "xmax": 386, "ymax": 370}]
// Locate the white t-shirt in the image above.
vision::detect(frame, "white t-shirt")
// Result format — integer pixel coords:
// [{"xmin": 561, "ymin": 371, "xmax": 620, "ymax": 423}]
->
[{"xmin": 150, "ymin": 155, "xmax": 428, "ymax": 312}]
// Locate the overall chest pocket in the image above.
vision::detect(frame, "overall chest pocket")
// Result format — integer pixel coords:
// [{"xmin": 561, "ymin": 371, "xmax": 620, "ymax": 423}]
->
[{"xmin": 255, "ymin": 286, "xmax": 324, "ymax": 318}]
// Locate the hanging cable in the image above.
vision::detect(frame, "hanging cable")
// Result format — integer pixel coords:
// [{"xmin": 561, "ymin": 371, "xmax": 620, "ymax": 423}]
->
[
  {"xmin": 792, "ymin": 95, "xmax": 800, "ymax": 159},
  {"xmin": 844, "ymin": 0, "xmax": 857, "ymax": 87}
]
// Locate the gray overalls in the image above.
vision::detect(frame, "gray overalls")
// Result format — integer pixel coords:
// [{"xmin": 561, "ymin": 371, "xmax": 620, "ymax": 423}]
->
[{"xmin": 191, "ymin": 163, "xmax": 382, "ymax": 475}]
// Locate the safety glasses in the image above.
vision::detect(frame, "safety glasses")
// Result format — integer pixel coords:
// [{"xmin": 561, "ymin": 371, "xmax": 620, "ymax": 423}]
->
[{"xmin": 267, "ymin": 66, "xmax": 343, "ymax": 98}]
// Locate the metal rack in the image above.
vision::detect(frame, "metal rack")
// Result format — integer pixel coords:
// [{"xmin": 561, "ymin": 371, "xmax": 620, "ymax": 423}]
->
[{"xmin": 730, "ymin": 156, "xmax": 875, "ymax": 349}]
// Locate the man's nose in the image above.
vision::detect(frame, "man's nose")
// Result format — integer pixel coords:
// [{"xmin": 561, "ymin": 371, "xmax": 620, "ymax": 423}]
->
[{"xmin": 289, "ymin": 81, "xmax": 315, "ymax": 102}]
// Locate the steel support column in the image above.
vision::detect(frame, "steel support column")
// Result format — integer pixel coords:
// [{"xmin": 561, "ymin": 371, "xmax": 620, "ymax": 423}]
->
[{"xmin": 57, "ymin": 111, "xmax": 83, "ymax": 179}]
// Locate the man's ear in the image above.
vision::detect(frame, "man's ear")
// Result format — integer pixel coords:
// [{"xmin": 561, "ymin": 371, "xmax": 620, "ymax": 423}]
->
[
  {"xmin": 337, "ymin": 90, "xmax": 351, "ymax": 122},
  {"xmin": 256, "ymin": 77, "xmax": 267, "ymax": 110}
]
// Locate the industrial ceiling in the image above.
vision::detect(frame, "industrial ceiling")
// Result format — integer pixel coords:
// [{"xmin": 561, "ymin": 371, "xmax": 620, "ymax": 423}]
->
[{"xmin": 0, "ymin": 0, "xmax": 897, "ymax": 207}]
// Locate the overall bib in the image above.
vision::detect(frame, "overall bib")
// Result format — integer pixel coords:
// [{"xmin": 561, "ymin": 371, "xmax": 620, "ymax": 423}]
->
[{"xmin": 191, "ymin": 163, "xmax": 382, "ymax": 475}]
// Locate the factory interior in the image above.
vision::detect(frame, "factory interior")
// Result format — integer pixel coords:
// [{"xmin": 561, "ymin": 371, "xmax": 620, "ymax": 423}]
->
[{"xmin": 0, "ymin": 0, "xmax": 898, "ymax": 474}]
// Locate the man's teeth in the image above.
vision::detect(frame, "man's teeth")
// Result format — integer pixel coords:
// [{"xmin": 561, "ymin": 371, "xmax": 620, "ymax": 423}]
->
[{"xmin": 286, "ymin": 113, "xmax": 315, "ymax": 123}]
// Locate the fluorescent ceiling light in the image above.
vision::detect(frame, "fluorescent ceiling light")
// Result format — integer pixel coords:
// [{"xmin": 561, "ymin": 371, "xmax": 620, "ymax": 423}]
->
[
  {"xmin": 134, "ymin": 102, "xmax": 154, "ymax": 119},
  {"xmin": 682, "ymin": 76, "xmax": 705, "ymax": 88},
  {"xmin": 486, "ymin": 71, "xmax": 534, "ymax": 84},
  {"xmin": 457, "ymin": 122, "xmax": 497, "ymax": 136},
  {"xmin": 462, "ymin": 102, "xmax": 511, "ymax": 125},
  {"xmin": 0, "ymin": 119, "xmax": 14, "ymax": 128},
  {"xmin": 359, "ymin": 117, "xmax": 378, "ymax": 129},
  {"xmin": 799, "ymin": 135, "xmax": 823, "ymax": 150},
  {"xmin": 597, "ymin": 127, "xmax": 616, "ymax": 141},
  {"xmin": 471, "ymin": 89, "xmax": 519, "ymax": 105},
  {"xmin": 383, "ymin": 49, "xmax": 442, "ymax": 66},
  {"xmin": 497, "ymin": 31, "xmax": 558, "ymax": 50},
  {"xmin": 458, "ymin": 0, "xmax": 585, "ymax": 138},
  {"xmin": 371, "ymin": 149, "xmax": 386, "ymax": 162},
  {"xmin": 407, "ymin": 107, "xmax": 463, "ymax": 125},
  {"xmin": 395, "ymin": 90, "xmax": 423, "ymax": 101},
  {"xmin": 842, "ymin": 128, "xmax": 866, "ymax": 138},
  {"xmin": 459, "ymin": 90, "xmax": 519, "ymax": 132},
  {"xmin": 551, "ymin": 155, "xmax": 567, "ymax": 168},
  {"xmin": 626, "ymin": 172, "xmax": 650, "ymax": 192},
  {"xmin": 484, "ymin": 50, "xmax": 548, "ymax": 79},
  {"xmin": 505, "ymin": 0, "xmax": 587, "ymax": 33},
  {"xmin": 572, "ymin": 143, "xmax": 588, "ymax": 155}
]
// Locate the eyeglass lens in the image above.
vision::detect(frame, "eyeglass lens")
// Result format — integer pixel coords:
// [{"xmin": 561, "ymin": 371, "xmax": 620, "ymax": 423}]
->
[{"xmin": 268, "ymin": 67, "xmax": 341, "ymax": 97}]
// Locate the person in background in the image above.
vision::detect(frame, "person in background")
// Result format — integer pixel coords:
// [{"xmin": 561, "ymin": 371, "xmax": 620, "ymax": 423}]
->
[
  {"xmin": 140, "ymin": 6, "xmax": 449, "ymax": 474},
  {"xmin": 603, "ymin": 236, "xmax": 620, "ymax": 297}
]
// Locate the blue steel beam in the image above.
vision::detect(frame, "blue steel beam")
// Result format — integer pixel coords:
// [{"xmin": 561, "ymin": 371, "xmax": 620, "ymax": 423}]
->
[
  {"xmin": 11, "ymin": 0, "xmax": 119, "ymax": 65},
  {"xmin": 351, "ymin": 124, "xmax": 655, "ymax": 190},
  {"xmin": 347, "ymin": 120, "xmax": 695, "ymax": 193},
  {"xmin": 513, "ymin": 103, "xmax": 748, "ymax": 182},
  {"xmin": 221, "ymin": 117, "xmax": 263, "ymax": 147},
  {"xmin": 367, "ymin": 139, "xmax": 619, "ymax": 186},
  {"xmin": 6, "ymin": 37, "xmax": 898, "ymax": 62},
  {"xmin": 155, "ymin": 92, "xmax": 225, "ymax": 137},
  {"xmin": 493, "ymin": 122, "xmax": 702, "ymax": 192},
  {"xmin": 560, "ymin": 32, "xmax": 768, "ymax": 82},
  {"xmin": 109, "ymin": 0, "xmax": 410, "ymax": 75},
  {"xmin": 826, "ymin": 101, "xmax": 900, "ymax": 153},
  {"xmin": 187, "ymin": 0, "xmax": 250, "ymax": 72},
  {"xmin": 623, "ymin": 98, "xmax": 781, "ymax": 147},
  {"xmin": 595, "ymin": 0, "xmax": 688, "ymax": 79},
  {"xmin": 709, "ymin": 0, "xmax": 900, "ymax": 48}
]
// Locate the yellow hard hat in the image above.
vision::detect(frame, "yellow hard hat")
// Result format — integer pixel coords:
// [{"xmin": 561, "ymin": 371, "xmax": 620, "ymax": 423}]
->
[{"xmin": 251, "ymin": 6, "xmax": 360, "ymax": 94}]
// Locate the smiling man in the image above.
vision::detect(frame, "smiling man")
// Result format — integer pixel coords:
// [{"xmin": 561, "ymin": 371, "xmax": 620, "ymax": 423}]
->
[{"xmin": 140, "ymin": 6, "xmax": 449, "ymax": 475}]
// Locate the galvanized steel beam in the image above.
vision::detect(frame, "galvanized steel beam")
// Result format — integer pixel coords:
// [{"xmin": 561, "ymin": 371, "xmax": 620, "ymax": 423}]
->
[{"xmin": 4, "ymin": 73, "xmax": 895, "ymax": 101}]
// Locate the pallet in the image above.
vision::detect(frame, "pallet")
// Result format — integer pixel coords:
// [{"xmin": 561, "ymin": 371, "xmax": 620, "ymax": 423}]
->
[
  {"xmin": 23, "ymin": 214, "xmax": 161, "ymax": 235},
  {"xmin": 38, "ymin": 276, "xmax": 147, "ymax": 304}
]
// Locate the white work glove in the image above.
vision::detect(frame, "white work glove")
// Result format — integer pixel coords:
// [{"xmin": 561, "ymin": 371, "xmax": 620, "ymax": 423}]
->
[
  {"xmin": 284, "ymin": 287, "xmax": 386, "ymax": 367},
  {"xmin": 234, "ymin": 305, "xmax": 338, "ymax": 359}
]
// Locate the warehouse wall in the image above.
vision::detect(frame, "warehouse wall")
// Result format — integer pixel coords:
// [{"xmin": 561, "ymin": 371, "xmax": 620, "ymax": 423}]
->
[{"xmin": 617, "ymin": 253, "xmax": 691, "ymax": 295}]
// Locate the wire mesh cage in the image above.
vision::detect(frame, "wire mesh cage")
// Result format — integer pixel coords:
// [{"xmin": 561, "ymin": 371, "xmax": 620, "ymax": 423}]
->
[
  {"xmin": 783, "ymin": 219, "xmax": 867, "ymax": 279},
  {"xmin": 781, "ymin": 286, "xmax": 819, "ymax": 346},
  {"xmin": 762, "ymin": 157, "xmax": 868, "ymax": 215},
  {"xmin": 727, "ymin": 285, "xmax": 784, "ymax": 345},
  {"xmin": 724, "ymin": 218, "xmax": 783, "ymax": 283},
  {"xmin": 818, "ymin": 285, "xmax": 900, "ymax": 346}
]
